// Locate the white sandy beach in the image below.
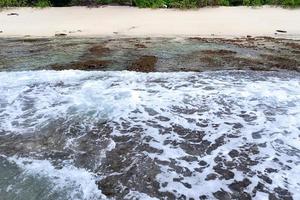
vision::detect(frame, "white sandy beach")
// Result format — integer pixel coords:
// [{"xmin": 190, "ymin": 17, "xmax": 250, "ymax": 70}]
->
[{"xmin": 0, "ymin": 6, "xmax": 300, "ymax": 38}]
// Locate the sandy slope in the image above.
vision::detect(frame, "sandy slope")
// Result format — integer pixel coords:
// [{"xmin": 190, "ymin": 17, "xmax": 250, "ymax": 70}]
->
[{"xmin": 0, "ymin": 6, "xmax": 300, "ymax": 38}]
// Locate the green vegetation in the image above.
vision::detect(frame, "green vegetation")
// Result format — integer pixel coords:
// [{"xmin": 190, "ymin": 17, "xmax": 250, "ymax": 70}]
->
[
  {"xmin": 0, "ymin": 0, "xmax": 299, "ymax": 8},
  {"xmin": 34, "ymin": 0, "xmax": 51, "ymax": 7},
  {"xmin": 0, "ymin": 0, "xmax": 27, "ymax": 7},
  {"xmin": 0, "ymin": 0, "xmax": 50, "ymax": 7}
]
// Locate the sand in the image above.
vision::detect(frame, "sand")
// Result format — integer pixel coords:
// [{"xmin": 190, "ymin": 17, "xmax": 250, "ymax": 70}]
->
[{"xmin": 0, "ymin": 6, "xmax": 300, "ymax": 38}]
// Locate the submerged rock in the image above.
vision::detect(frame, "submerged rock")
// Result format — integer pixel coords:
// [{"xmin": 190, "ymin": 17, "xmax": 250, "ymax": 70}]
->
[
  {"xmin": 128, "ymin": 55, "xmax": 157, "ymax": 72},
  {"xmin": 260, "ymin": 54, "xmax": 300, "ymax": 72},
  {"xmin": 88, "ymin": 44, "xmax": 110, "ymax": 56},
  {"xmin": 51, "ymin": 60, "xmax": 109, "ymax": 70},
  {"xmin": 228, "ymin": 178, "xmax": 251, "ymax": 192},
  {"xmin": 213, "ymin": 190, "xmax": 231, "ymax": 200},
  {"xmin": 200, "ymin": 49, "xmax": 237, "ymax": 56},
  {"xmin": 1, "ymin": 37, "xmax": 300, "ymax": 72},
  {"xmin": 134, "ymin": 43, "xmax": 147, "ymax": 48}
]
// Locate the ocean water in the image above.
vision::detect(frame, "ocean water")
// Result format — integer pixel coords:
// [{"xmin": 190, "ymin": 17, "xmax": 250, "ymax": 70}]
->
[{"xmin": 0, "ymin": 70, "xmax": 300, "ymax": 199}]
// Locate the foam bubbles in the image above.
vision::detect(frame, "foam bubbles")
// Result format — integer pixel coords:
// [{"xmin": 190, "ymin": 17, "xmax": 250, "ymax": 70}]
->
[
  {"xmin": 1, "ymin": 70, "xmax": 300, "ymax": 199},
  {"xmin": 2, "ymin": 156, "xmax": 106, "ymax": 200}
]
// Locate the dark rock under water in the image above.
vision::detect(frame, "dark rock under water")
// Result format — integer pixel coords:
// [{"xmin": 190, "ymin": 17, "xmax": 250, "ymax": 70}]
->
[{"xmin": 0, "ymin": 36, "xmax": 300, "ymax": 72}]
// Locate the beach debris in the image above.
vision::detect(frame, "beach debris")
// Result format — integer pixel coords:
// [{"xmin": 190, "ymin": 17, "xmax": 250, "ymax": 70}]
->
[
  {"xmin": 7, "ymin": 13, "xmax": 19, "ymax": 16},
  {"xmin": 128, "ymin": 26, "xmax": 136, "ymax": 31},
  {"xmin": 276, "ymin": 30, "xmax": 287, "ymax": 33},
  {"xmin": 55, "ymin": 33, "xmax": 67, "ymax": 37},
  {"xmin": 68, "ymin": 30, "xmax": 82, "ymax": 34}
]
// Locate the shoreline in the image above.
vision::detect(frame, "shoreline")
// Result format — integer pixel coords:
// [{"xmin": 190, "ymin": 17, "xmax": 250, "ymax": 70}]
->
[
  {"xmin": 1, "ymin": 37, "xmax": 300, "ymax": 72},
  {"xmin": 1, "ymin": 6, "xmax": 300, "ymax": 39}
]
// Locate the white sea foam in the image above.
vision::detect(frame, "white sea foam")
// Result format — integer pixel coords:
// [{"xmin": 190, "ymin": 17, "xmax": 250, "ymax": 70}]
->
[
  {"xmin": 124, "ymin": 190, "xmax": 159, "ymax": 200},
  {"xmin": 1, "ymin": 70, "xmax": 300, "ymax": 199},
  {"xmin": 7, "ymin": 156, "xmax": 106, "ymax": 200}
]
